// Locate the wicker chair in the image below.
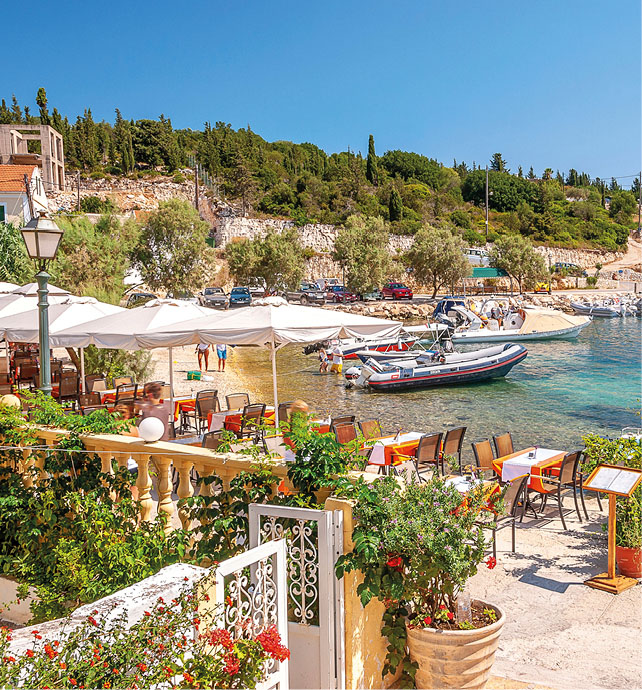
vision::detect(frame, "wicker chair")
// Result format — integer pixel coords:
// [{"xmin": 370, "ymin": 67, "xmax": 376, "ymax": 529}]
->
[
  {"xmin": 17, "ymin": 361, "xmax": 39, "ymax": 388},
  {"xmin": 531, "ymin": 451, "xmax": 586, "ymax": 530},
  {"xmin": 330, "ymin": 415, "xmax": 356, "ymax": 432},
  {"xmin": 334, "ymin": 422, "xmax": 358, "ymax": 445},
  {"xmin": 493, "ymin": 432, "xmax": 514, "ymax": 458},
  {"xmin": 393, "ymin": 459, "xmax": 422, "ymax": 484},
  {"xmin": 114, "ymin": 383, "xmax": 138, "ymax": 405},
  {"xmin": 226, "ymin": 393, "xmax": 250, "ymax": 410},
  {"xmin": 78, "ymin": 392, "xmax": 102, "ymax": 409},
  {"xmin": 236, "ymin": 403, "xmax": 267, "ymax": 440},
  {"xmin": 201, "ymin": 430, "xmax": 229, "ymax": 450},
  {"xmin": 277, "ymin": 401, "xmax": 295, "ymax": 425},
  {"xmin": 415, "ymin": 432, "xmax": 444, "ymax": 477},
  {"xmin": 359, "ymin": 419, "xmax": 382, "ymax": 440},
  {"xmin": 487, "ymin": 474, "xmax": 529, "ymax": 558},
  {"xmin": 471, "ymin": 440, "xmax": 498, "ymax": 479},
  {"xmin": 113, "ymin": 375, "xmax": 133, "ymax": 388},
  {"xmin": 442, "ymin": 426, "xmax": 467, "ymax": 472},
  {"xmin": 55, "ymin": 372, "xmax": 80, "ymax": 407},
  {"xmin": 181, "ymin": 390, "xmax": 220, "ymax": 434},
  {"xmin": 85, "ymin": 374, "xmax": 107, "ymax": 393}
]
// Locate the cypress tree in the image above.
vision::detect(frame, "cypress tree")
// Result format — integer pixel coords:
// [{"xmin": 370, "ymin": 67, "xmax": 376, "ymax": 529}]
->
[
  {"xmin": 366, "ymin": 134, "xmax": 378, "ymax": 185},
  {"xmin": 527, "ymin": 166, "xmax": 535, "ymax": 179},
  {"xmin": 389, "ymin": 188, "xmax": 403, "ymax": 221},
  {"xmin": 36, "ymin": 87, "xmax": 50, "ymax": 125}
]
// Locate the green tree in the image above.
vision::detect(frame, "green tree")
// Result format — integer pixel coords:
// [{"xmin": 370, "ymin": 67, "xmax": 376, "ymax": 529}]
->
[
  {"xmin": 114, "ymin": 109, "xmax": 135, "ymax": 173},
  {"xmin": 389, "ymin": 188, "xmax": 403, "ymax": 221},
  {"xmin": 527, "ymin": 166, "xmax": 536, "ymax": 180},
  {"xmin": 131, "ymin": 199, "xmax": 212, "ymax": 294},
  {"xmin": 609, "ymin": 190, "xmax": 636, "ymax": 225},
  {"xmin": 488, "ymin": 234, "xmax": 546, "ymax": 293},
  {"xmin": 542, "ymin": 168, "xmax": 553, "ymax": 180},
  {"xmin": 225, "ymin": 229, "xmax": 305, "ymax": 291},
  {"xmin": 35, "ymin": 87, "xmax": 50, "ymax": 125},
  {"xmin": 0, "ymin": 223, "xmax": 32, "ymax": 284},
  {"xmin": 490, "ymin": 153, "xmax": 509, "ymax": 173},
  {"xmin": 406, "ymin": 226, "xmax": 471, "ymax": 297},
  {"xmin": 366, "ymin": 134, "xmax": 378, "ymax": 185},
  {"xmin": 517, "ymin": 165, "xmax": 523, "ymax": 178},
  {"xmin": 333, "ymin": 215, "xmax": 393, "ymax": 293}
]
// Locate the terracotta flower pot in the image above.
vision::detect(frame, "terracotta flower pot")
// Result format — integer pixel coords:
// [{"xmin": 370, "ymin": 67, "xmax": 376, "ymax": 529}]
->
[
  {"xmin": 616, "ymin": 546, "xmax": 642, "ymax": 578},
  {"xmin": 406, "ymin": 601, "xmax": 505, "ymax": 689}
]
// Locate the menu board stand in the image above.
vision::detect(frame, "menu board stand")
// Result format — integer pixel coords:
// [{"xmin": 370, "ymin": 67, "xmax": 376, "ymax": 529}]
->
[{"xmin": 582, "ymin": 464, "xmax": 642, "ymax": 594}]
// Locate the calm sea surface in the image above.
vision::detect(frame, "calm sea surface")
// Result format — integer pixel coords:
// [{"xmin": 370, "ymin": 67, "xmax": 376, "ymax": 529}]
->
[{"xmin": 233, "ymin": 317, "xmax": 641, "ymax": 463}]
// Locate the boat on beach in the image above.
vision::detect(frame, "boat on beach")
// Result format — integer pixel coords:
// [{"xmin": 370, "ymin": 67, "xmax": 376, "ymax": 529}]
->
[
  {"xmin": 346, "ymin": 342, "xmax": 527, "ymax": 391},
  {"xmin": 434, "ymin": 299, "xmax": 592, "ymax": 343}
]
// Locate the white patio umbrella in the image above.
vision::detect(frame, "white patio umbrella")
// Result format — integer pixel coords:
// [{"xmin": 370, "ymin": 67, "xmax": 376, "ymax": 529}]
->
[
  {"xmin": 136, "ymin": 297, "xmax": 403, "ymax": 422},
  {"xmin": 0, "ymin": 282, "xmax": 19, "ymax": 294},
  {"xmin": 12, "ymin": 282, "xmax": 71, "ymax": 296},
  {"xmin": 0, "ymin": 296, "xmax": 125, "ymax": 391},
  {"xmin": 52, "ymin": 299, "xmax": 215, "ymax": 406}
]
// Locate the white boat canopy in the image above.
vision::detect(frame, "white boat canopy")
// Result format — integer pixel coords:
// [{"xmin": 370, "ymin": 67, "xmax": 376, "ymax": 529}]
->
[{"xmin": 517, "ymin": 309, "xmax": 589, "ymax": 334}]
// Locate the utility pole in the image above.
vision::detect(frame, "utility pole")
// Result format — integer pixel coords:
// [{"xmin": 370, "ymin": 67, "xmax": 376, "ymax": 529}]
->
[
  {"xmin": 485, "ymin": 165, "xmax": 489, "ymax": 239},
  {"xmin": 194, "ymin": 163, "xmax": 199, "ymax": 212},
  {"xmin": 76, "ymin": 173, "xmax": 81, "ymax": 212},
  {"xmin": 638, "ymin": 170, "xmax": 641, "ymax": 235}
]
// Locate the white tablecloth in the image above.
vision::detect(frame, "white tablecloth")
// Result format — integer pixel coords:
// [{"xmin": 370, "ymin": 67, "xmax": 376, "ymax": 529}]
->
[
  {"xmin": 501, "ymin": 448, "xmax": 563, "ymax": 482},
  {"xmin": 208, "ymin": 408, "xmax": 242, "ymax": 431},
  {"xmin": 369, "ymin": 432, "xmax": 424, "ymax": 466}
]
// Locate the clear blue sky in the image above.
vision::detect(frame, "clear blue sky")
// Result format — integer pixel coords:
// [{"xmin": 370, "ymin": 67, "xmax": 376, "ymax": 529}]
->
[{"xmin": 5, "ymin": 0, "xmax": 640, "ymax": 183}]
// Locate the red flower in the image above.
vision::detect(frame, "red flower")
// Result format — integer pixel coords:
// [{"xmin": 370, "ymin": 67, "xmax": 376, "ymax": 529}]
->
[
  {"xmin": 439, "ymin": 604, "xmax": 446, "ymax": 610},
  {"xmin": 385, "ymin": 555, "xmax": 404, "ymax": 572},
  {"xmin": 447, "ymin": 611, "xmax": 454, "ymax": 621},
  {"xmin": 209, "ymin": 628, "xmax": 233, "ymax": 651},
  {"xmin": 486, "ymin": 556, "xmax": 497, "ymax": 570},
  {"xmin": 423, "ymin": 616, "xmax": 432, "ymax": 625},
  {"xmin": 137, "ymin": 662, "xmax": 148, "ymax": 672},
  {"xmin": 183, "ymin": 672, "xmax": 195, "ymax": 684},
  {"xmin": 69, "ymin": 678, "xmax": 78, "ymax": 686},
  {"xmin": 87, "ymin": 616, "xmax": 98, "ymax": 627},
  {"xmin": 3, "ymin": 656, "xmax": 15, "ymax": 663},
  {"xmin": 60, "ymin": 662, "xmax": 67, "ymax": 669},
  {"xmin": 256, "ymin": 625, "xmax": 290, "ymax": 662},
  {"xmin": 103, "ymin": 683, "xmax": 111, "ymax": 689},
  {"xmin": 144, "ymin": 611, "xmax": 151, "ymax": 617},
  {"xmin": 112, "ymin": 669, "xmax": 119, "ymax": 675},
  {"xmin": 225, "ymin": 595, "xmax": 233, "ymax": 606},
  {"xmin": 224, "ymin": 654, "xmax": 240, "ymax": 676},
  {"xmin": 25, "ymin": 649, "xmax": 34, "ymax": 658}
]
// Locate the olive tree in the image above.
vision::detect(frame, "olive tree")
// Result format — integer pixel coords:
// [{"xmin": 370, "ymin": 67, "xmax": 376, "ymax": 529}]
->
[
  {"xmin": 489, "ymin": 234, "xmax": 546, "ymax": 293},
  {"xmin": 131, "ymin": 199, "xmax": 213, "ymax": 295},
  {"xmin": 406, "ymin": 226, "xmax": 471, "ymax": 297},
  {"xmin": 333, "ymin": 215, "xmax": 393, "ymax": 294}
]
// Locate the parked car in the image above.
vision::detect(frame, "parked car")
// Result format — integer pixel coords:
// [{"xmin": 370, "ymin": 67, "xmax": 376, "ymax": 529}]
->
[
  {"xmin": 248, "ymin": 281, "xmax": 266, "ymax": 298},
  {"xmin": 553, "ymin": 262, "xmax": 587, "ymax": 277},
  {"xmin": 326, "ymin": 285, "xmax": 359, "ymax": 303},
  {"xmin": 534, "ymin": 282, "xmax": 551, "ymax": 294},
  {"xmin": 464, "ymin": 248, "xmax": 490, "ymax": 266},
  {"xmin": 166, "ymin": 291, "xmax": 199, "ymax": 304},
  {"xmin": 229, "ymin": 286, "xmax": 252, "ymax": 307},
  {"xmin": 199, "ymin": 286, "xmax": 229, "ymax": 309},
  {"xmin": 285, "ymin": 281, "xmax": 326, "ymax": 305},
  {"xmin": 361, "ymin": 288, "xmax": 383, "ymax": 301},
  {"xmin": 125, "ymin": 292, "xmax": 157, "ymax": 308},
  {"xmin": 381, "ymin": 282, "xmax": 413, "ymax": 300},
  {"xmin": 315, "ymin": 277, "xmax": 340, "ymax": 291}
]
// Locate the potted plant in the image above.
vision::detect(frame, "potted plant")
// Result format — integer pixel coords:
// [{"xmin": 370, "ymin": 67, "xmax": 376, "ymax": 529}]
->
[
  {"xmin": 584, "ymin": 434, "xmax": 642, "ymax": 578},
  {"xmin": 336, "ymin": 474, "xmax": 505, "ymax": 689}
]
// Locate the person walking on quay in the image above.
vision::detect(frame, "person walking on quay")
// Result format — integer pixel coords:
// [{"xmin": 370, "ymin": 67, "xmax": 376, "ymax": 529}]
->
[
  {"xmin": 196, "ymin": 342, "xmax": 210, "ymax": 371},
  {"xmin": 216, "ymin": 343, "xmax": 228, "ymax": 372}
]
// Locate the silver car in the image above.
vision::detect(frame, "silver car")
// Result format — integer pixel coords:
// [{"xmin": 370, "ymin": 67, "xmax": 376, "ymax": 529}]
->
[{"xmin": 199, "ymin": 287, "xmax": 229, "ymax": 309}]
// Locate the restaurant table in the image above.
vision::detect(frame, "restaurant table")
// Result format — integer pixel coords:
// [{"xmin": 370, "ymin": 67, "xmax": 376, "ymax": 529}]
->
[
  {"xmin": 492, "ymin": 447, "xmax": 565, "ymax": 489},
  {"xmin": 367, "ymin": 432, "xmax": 424, "ymax": 466}
]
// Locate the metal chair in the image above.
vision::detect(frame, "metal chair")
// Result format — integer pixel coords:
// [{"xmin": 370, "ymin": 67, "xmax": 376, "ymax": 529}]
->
[
  {"xmin": 533, "ymin": 451, "xmax": 587, "ymax": 530},
  {"xmin": 226, "ymin": 392, "xmax": 250, "ymax": 410},
  {"xmin": 393, "ymin": 459, "xmax": 422, "ymax": 484},
  {"xmin": 17, "ymin": 361, "xmax": 39, "ymax": 388},
  {"xmin": 78, "ymin": 392, "xmax": 102, "ymax": 408},
  {"xmin": 181, "ymin": 390, "xmax": 220, "ymax": 434},
  {"xmin": 330, "ymin": 415, "xmax": 356, "ymax": 432},
  {"xmin": 55, "ymin": 371, "xmax": 80, "ymax": 407},
  {"xmin": 334, "ymin": 422, "xmax": 358, "ymax": 445},
  {"xmin": 114, "ymin": 383, "xmax": 138, "ymax": 405},
  {"xmin": 442, "ymin": 426, "xmax": 467, "ymax": 472},
  {"xmin": 487, "ymin": 474, "xmax": 529, "ymax": 558},
  {"xmin": 493, "ymin": 432, "xmax": 514, "ymax": 458},
  {"xmin": 201, "ymin": 430, "xmax": 229, "ymax": 450},
  {"xmin": 85, "ymin": 374, "xmax": 107, "ymax": 393},
  {"xmin": 359, "ymin": 419, "xmax": 382, "ymax": 440},
  {"xmin": 112, "ymin": 375, "xmax": 133, "ymax": 388},
  {"xmin": 471, "ymin": 440, "xmax": 499, "ymax": 479},
  {"xmin": 415, "ymin": 432, "xmax": 443, "ymax": 477},
  {"xmin": 277, "ymin": 401, "xmax": 295, "ymax": 425},
  {"xmin": 236, "ymin": 403, "xmax": 267, "ymax": 440}
]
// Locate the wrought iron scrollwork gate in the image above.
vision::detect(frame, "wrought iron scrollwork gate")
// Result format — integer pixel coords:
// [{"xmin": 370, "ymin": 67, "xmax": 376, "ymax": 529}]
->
[{"xmin": 249, "ymin": 504, "xmax": 345, "ymax": 690}]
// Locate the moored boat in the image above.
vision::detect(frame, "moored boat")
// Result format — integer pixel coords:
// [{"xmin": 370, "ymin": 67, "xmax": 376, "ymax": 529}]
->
[
  {"xmin": 348, "ymin": 343, "xmax": 527, "ymax": 391},
  {"xmin": 570, "ymin": 300, "xmax": 622, "ymax": 318}
]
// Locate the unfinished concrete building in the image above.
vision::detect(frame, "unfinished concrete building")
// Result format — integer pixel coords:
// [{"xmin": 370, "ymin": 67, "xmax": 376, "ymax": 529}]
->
[{"xmin": 0, "ymin": 124, "xmax": 65, "ymax": 193}]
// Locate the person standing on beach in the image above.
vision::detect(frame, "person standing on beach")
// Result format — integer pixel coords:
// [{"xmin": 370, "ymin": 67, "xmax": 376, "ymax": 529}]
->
[
  {"xmin": 216, "ymin": 343, "xmax": 227, "ymax": 372},
  {"xmin": 330, "ymin": 342, "xmax": 343, "ymax": 374},
  {"xmin": 196, "ymin": 343, "xmax": 210, "ymax": 371}
]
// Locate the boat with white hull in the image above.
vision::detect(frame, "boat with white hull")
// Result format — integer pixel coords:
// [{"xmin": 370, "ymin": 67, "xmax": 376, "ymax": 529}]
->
[{"xmin": 348, "ymin": 343, "xmax": 527, "ymax": 391}]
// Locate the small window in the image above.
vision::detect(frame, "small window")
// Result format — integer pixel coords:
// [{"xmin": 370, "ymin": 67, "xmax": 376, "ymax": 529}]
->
[{"xmin": 0, "ymin": 204, "xmax": 6, "ymax": 224}]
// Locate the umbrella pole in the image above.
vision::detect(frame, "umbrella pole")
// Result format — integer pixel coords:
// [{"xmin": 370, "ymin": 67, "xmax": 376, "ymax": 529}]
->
[
  {"xmin": 168, "ymin": 347, "xmax": 175, "ymax": 433},
  {"xmin": 4, "ymin": 341, "xmax": 9, "ymax": 383},
  {"xmin": 80, "ymin": 347, "xmax": 85, "ymax": 393},
  {"xmin": 271, "ymin": 339, "xmax": 279, "ymax": 431}
]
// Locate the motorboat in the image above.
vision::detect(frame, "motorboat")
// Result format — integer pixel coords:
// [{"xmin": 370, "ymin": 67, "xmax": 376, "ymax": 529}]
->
[
  {"xmin": 434, "ymin": 300, "xmax": 592, "ymax": 343},
  {"xmin": 346, "ymin": 343, "xmax": 527, "ymax": 391},
  {"xmin": 570, "ymin": 300, "xmax": 622, "ymax": 318}
]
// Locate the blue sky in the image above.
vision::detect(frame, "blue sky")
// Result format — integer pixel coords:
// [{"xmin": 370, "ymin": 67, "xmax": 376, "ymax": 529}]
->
[{"xmin": 4, "ymin": 0, "xmax": 640, "ymax": 183}]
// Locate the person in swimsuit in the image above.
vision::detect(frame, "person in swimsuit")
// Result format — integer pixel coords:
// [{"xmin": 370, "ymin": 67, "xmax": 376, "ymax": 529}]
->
[
  {"xmin": 196, "ymin": 343, "xmax": 210, "ymax": 371},
  {"xmin": 216, "ymin": 343, "xmax": 227, "ymax": 372}
]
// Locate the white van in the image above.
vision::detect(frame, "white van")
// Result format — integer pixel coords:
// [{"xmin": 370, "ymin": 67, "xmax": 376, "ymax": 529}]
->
[
  {"xmin": 464, "ymin": 248, "xmax": 490, "ymax": 266},
  {"xmin": 315, "ymin": 277, "xmax": 340, "ymax": 290}
]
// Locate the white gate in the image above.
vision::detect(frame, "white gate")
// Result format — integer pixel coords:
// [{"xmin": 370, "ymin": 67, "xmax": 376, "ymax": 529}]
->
[
  {"xmin": 249, "ymin": 503, "xmax": 345, "ymax": 690},
  {"xmin": 214, "ymin": 539, "xmax": 289, "ymax": 690}
]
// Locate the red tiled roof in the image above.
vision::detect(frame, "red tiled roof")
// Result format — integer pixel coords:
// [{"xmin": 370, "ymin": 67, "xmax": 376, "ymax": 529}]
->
[{"xmin": 0, "ymin": 165, "xmax": 37, "ymax": 193}]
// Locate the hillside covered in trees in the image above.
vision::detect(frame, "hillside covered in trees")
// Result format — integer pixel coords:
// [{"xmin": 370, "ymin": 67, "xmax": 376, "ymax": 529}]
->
[{"xmin": 3, "ymin": 89, "xmax": 638, "ymax": 251}]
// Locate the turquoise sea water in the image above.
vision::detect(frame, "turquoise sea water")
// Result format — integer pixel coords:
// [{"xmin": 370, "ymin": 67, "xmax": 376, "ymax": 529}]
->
[{"xmin": 235, "ymin": 317, "xmax": 641, "ymax": 462}]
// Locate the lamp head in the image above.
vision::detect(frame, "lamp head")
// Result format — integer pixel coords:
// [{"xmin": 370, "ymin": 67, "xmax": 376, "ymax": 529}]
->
[{"xmin": 21, "ymin": 212, "xmax": 64, "ymax": 265}]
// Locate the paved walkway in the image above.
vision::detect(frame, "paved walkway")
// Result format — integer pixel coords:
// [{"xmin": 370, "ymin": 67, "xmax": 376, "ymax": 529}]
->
[{"xmin": 468, "ymin": 493, "xmax": 641, "ymax": 690}]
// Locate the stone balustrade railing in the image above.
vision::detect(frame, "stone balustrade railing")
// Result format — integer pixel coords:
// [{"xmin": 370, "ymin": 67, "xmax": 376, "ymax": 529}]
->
[{"xmin": 22, "ymin": 427, "xmax": 292, "ymax": 535}]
